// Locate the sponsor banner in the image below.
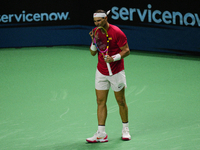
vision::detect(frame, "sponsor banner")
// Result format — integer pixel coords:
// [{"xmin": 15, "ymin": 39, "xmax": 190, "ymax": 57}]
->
[
  {"xmin": 110, "ymin": 4, "xmax": 200, "ymax": 28},
  {"xmin": 0, "ymin": 11, "xmax": 69, "ymax": 24},
  {"xmin": 0, "ymin": 0, "xmax": 77, "ymax": 27},
  {"xmin": 1, "ymin": 1, "xmax": 199, "ymax": 28},
  {"xmin": 0, "ymin": 0, "xmax": 200, "ymax": 54}
]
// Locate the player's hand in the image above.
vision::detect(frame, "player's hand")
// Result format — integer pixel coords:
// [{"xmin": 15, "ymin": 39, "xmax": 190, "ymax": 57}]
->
[
  {"xmin": 104, "ymin": 55, "xmax": 114, "ymax": 63},
  {"xmin": 89, "ymin": 30, "xmax": 94, "ymax": 41}
]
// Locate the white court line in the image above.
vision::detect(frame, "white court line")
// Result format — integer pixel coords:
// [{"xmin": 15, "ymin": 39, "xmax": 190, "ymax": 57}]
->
[
  {"xmin": 135, "ymin": 86, "xmax": 147, "ymax": 96},
  {"xmin": 60, "ymin": 108, "xmax": 70, "ymax": 120},
  {"xmin": 0, "ymin": 129, "xmax": 23, "ymax": 140}
]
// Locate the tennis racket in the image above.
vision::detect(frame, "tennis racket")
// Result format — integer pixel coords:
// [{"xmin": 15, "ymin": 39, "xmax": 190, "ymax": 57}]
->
[{"xmin": 93, "ymin": 26, "xmax": 113, "ymax": 76}]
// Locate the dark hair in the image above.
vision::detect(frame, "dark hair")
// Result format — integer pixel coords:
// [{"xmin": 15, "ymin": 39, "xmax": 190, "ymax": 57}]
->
[{"xmin": 95, "ymin": 10, "xmax": 106, "ymax": 13}]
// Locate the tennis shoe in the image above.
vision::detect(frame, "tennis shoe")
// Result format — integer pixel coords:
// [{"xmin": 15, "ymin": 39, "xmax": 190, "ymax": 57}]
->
[
  {"xmin": 122, "ymin": 127, "xmax": 131, "ymax": 140},
  {"xmin": 86, "ymin": 131, "xmax": 108, "ymax": 143}
]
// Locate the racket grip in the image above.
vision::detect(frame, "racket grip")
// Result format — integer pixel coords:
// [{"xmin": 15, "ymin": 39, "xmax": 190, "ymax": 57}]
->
[{"xmin": 106, "ymin": 63, "xmax": 113, "ymax": 76}]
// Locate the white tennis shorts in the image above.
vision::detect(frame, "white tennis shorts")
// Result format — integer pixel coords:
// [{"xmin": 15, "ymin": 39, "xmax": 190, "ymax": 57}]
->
[{"xmin": 95, "ymin": 69, "xmax": 127, "ymax": 92}]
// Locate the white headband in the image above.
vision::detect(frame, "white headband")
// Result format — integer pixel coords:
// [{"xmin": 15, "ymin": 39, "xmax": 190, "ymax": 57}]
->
[{"xmin": 93, "ymin": 10, "xmax": 110, "ymax": 18}]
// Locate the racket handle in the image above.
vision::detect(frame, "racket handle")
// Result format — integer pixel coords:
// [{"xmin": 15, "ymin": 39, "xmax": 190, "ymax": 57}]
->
[{"xmin": 106, "ymin": 63, "xmax": 113, "ymax": 76}]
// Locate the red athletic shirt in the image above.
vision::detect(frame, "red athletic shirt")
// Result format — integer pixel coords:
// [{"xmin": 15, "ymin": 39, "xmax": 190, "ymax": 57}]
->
[{"xmin": 93, "ymin": 24, "xmax": 127, "ymax": 76}]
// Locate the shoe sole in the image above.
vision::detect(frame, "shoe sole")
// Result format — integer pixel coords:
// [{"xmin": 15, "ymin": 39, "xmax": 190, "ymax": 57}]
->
[
  {"xmin": 86, "ymin": 139, "xmax": 108, "ymax": 143},
  {"xmin": 122, "ymin": 137, "xmax": 131, "ymax": 141},
  {"xmin": 86, "ymin": 135, "xmax": 108, "ymax": 143}
]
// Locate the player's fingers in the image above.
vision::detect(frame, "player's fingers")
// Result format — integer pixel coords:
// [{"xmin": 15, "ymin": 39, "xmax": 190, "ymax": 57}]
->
[
  {"xmin": 105, "ymin": 55, "xmax": 113, "ymax": 63},
  {"xmin": 104, "ymin": 55, "xmax": 109, "ymax": 63},
  {"xmin": 89, "ymin": 31, "xmax": 94, "ymax": 36}
]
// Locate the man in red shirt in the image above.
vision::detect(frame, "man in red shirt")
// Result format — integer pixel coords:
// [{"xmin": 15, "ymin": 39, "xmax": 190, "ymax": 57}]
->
[{"xmin": 86, "ymin": 9, "xmax": 131, "ymax": 143}]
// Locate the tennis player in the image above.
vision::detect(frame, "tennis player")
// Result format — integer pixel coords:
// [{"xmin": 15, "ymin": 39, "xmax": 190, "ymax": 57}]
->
[{"xmin": 86, "ymin": 9, "xmax": 131, "ymax": 143}]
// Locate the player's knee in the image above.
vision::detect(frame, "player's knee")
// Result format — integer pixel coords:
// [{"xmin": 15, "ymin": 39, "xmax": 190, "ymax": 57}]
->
[
  {"xmin": 116, "ymin": 98, "xmax": 126, "ymax": 106},
  {"xmin": 96, "ymin": 97, "xmax": 106, "ymax": 106}
]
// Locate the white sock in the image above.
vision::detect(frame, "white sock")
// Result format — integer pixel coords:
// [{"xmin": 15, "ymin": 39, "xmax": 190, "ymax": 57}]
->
[
  {"xmin": 98, "ymin": 125, "xmax": 105, "ymax": 133},
  {"xmin": 123, "ymin": 122, "xmax": 129, "ymax": 129}
]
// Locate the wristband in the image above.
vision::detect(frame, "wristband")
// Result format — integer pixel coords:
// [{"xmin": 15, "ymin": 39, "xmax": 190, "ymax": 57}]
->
[
  {"xmin": 112, "ymin": 54, "xmax": 121, "ymax": 62},
  {"xmin": 90, "ymin": 43, "xmax": 97, "ymax": 51}
]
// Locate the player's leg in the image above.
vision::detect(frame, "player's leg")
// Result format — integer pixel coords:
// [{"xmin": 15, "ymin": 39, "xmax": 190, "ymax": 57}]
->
[
  {"xmin": 86, "ymin": 70, "xmax": 109, "ymax": 143},
  {"xmin": 109, "ymin": 70, "xmax": 128, "ymax": 123},
  {"xmin": 109, "ymin": 70, "xmax": 131, "ymax": 140},
  {"xmin": 114, "ymin": 87, "xmax": 131, "ymax": 140},
  {"xmin": 96, "ymin": 89, "xmax": 109, "ymax": 126},
  {"xmin": 114, "ymin": 87, "xmax": 128, "ymax": 123},
  {"xmin": 86, "ymin": 90, "xmax": 109, "ymax": 143}
]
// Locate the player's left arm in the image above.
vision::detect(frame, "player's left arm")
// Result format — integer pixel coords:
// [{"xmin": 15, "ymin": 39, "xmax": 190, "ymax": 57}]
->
[
  {"xmin": 105, "ymin": 28, "xmax": 130, "ymax": 63},
  {"xmin": 105, "ymin": 43, "xmax": 130, "ymax": 63},
  {"xmin": 119, "ymin": 43, "xmax": 130, "ymax": 59}
]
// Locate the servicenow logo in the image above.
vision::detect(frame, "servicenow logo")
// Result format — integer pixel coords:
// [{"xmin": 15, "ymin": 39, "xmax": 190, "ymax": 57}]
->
[
  {"xmin": 111, "ymin": 4, "xmax": 200, "ymax": 27},
  {"xmin": 0, "ymin": 11, "xmax": 69, "ymax": 23}
]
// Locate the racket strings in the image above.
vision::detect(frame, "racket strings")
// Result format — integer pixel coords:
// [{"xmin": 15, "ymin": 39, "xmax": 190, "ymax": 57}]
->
[
  {"xmin": 94, "ymin": 27, "xmax": 109, "ymax": 54},
  {"xmin": 93, "ymin": 26, "xmax": 113, "ymax": 76}
]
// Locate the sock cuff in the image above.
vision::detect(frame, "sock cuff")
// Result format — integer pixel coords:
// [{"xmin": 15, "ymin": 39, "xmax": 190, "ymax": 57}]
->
[
  {"xmin": 98, "ymin": 125, "xmax": 105, "ymax": 132},
  {"xmin": 122, "ymin": 122, "xmax": 129, "ymax": 128}
]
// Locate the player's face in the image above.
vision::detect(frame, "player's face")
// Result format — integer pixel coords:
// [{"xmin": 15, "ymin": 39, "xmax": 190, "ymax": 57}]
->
[{"xmin": 93, "ymin": 17, "xmax": 106, "ymax": 27}]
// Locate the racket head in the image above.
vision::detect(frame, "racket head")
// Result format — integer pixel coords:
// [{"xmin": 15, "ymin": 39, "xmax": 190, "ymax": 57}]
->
[{"xmin": 93, "ymin": 27, "xmax": 109, "ymax": 54}]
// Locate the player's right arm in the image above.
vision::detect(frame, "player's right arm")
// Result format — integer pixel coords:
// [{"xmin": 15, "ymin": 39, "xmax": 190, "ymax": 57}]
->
[{"xmin": 90, "ymin": 46, "xmax": 98, "ymax": 56}]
